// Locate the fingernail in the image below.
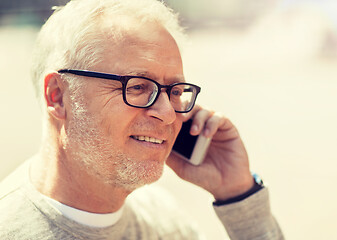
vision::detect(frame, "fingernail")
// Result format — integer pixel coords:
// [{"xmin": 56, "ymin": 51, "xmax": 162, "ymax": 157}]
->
[{"xmin": 191, "ymin": 124, "xmax": 199, "ymax": 133}]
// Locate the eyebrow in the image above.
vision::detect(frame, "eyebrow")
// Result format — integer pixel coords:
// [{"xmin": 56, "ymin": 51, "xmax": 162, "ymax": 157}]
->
[{"xmin": 124, "ymin": 70, "xmax": 185, "ymax": 83}]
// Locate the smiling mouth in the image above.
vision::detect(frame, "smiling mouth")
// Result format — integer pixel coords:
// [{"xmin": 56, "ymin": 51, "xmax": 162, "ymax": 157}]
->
[{"xmin": 131, "ymin": 135, "xmax": 164, "ymax": 144}]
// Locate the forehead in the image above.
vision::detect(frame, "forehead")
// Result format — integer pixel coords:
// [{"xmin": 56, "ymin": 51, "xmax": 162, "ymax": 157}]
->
[{"xmin": 96, "ymin": 20, "xmax": 184, "ymax": 83}]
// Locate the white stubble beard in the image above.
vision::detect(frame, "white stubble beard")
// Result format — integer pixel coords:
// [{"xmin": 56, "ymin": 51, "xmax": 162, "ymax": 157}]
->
[{"xmin": 62, "ymin": 82, "xmax": 164, "ymax": 192}]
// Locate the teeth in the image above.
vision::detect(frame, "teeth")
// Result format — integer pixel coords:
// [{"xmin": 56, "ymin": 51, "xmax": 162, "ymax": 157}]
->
[{"xmin": 133, "ymin": 136, "xmax": 163, "ymax": 144}]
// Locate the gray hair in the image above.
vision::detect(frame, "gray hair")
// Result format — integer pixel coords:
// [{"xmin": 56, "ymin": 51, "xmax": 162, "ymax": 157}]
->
[{"xmin": 31, "ymin": 0, "xmax": 185, "ymax": 103}]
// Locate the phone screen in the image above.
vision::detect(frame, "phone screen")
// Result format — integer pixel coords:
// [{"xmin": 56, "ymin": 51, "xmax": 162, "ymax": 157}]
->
[{"xmin": 172, "ymin": 119, "xmax": 197, "ymax": 160}]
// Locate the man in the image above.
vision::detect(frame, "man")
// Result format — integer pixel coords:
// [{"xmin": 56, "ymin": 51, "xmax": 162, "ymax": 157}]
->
[{"xmin": 0, "ymin": 0, "xmax": 284, "ymax": 239}]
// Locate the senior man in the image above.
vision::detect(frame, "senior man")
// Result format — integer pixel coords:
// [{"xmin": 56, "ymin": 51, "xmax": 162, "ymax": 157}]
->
[{"xmin": 0, "ymin": 0, "xmax": 283, "ymax": 239}]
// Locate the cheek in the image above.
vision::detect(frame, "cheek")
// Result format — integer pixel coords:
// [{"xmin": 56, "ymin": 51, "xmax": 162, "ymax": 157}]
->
[
  {"xmin": 168, "ymin": 117, "xmax": 183, "ymax": 146},
  {"xmin": 174, "ymin": 115, "xmax": 184, "ymax": 134},
  {"xmin": 98, "ymin": 103, "xmax": 138, "ymax": 142}
]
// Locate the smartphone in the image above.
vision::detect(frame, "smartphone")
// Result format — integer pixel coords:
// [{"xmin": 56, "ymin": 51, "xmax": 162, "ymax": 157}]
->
[{"xmin": 172, "ymin": 119, "xmax": 211, "ymax": 165}]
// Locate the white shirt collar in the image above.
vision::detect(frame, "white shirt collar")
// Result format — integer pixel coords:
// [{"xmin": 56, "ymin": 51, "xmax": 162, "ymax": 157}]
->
[{"xmin": 42, "ymin": 194, "xmax": 124, "ymax": 228}]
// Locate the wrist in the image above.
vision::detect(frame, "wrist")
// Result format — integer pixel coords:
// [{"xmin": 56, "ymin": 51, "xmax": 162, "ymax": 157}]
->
[{"xmin": 213, "ymin": 173, "xmax": 264, "ymax": 206}]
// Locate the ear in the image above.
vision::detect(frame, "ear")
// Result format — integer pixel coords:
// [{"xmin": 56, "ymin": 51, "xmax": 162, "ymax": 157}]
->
[{"xmin": 44, "ymin": 72, "xmax": 66, "ymax": 120}]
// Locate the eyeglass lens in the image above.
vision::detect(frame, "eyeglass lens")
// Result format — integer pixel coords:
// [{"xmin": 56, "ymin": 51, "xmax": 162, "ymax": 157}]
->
[{"xmin": 125, "ymin": 78, "xmax": 197, "ymax": 112}]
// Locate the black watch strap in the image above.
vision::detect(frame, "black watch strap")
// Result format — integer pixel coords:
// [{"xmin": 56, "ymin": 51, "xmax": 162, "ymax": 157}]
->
[{"xmin": 213, "ymin": 173, "xmax": 264, "ymax": 206}]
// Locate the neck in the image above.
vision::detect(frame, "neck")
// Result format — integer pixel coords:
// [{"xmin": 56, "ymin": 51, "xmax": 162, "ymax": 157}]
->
[{"xmin": 30, "ymin": 150, "xmax": 130, "ymax": 214}]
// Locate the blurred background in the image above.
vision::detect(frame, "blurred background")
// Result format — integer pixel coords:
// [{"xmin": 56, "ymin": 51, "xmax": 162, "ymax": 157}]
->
[{"xmin": 1, "ymin": 0, "xmax": 337, "ymax": 239}]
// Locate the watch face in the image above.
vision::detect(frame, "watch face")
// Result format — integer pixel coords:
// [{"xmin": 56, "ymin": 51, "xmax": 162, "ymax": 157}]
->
[{"xmin": 252, "ymin": 172, "xmax": 264, "ymax": 186}]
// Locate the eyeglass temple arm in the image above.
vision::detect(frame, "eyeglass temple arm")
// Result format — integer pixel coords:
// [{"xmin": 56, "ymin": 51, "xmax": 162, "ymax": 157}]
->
[{"xmin": 58, "ymin": 69, "xmax": 121, "ymax": 81}]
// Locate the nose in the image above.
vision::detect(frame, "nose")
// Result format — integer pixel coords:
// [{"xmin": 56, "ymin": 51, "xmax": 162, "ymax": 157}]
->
[{"xmin": 146, "ymin": 91, "xmax": 176, "ymax": 124}]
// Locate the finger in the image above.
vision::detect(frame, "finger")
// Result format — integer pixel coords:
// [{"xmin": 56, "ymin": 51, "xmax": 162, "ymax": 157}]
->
[
  {"xmin": 203, "ymin": 112, "xmax": 226, "ymax": 138},
  {"xmin": 212, "ymin": 117, "xmax": 241, "ymax": 142},
  {"xmin": 190, "ymin": 109, "xmax": 214, "ymax": 136},
  {"xmin": 180, "ymin": 104, "xmax": 201, "ymax": 122}
]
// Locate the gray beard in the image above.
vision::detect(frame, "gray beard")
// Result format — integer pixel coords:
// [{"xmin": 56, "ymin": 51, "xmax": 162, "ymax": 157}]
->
[{"xmin": 62, "ymin": 83, "xmax": 164, "ymax": 192}]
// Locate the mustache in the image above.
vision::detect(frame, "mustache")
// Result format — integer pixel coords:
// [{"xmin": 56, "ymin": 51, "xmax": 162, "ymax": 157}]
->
[{"xmin": 129, "ymin": 121, "xmax": 174, "ymax": 136}]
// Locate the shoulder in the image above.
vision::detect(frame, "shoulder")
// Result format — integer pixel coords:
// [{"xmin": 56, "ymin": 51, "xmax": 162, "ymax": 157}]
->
[
  {"xmin": 0, "ymin": 185, "xmax": 45, "ymax": 239},
  {"xmin": 0, "ymin": 159, "xmax": 71, "ymax": 240},
  {"xmin": 0, "ymin": 160, "xmax": 31, "ymax": 218},
  {"xmin": 0, "ymin": 159, "xmax": 31, "ymax": 199},
  {"xmin": 0, "ymin": 179, "xmax": 79, "ymax": 240}
]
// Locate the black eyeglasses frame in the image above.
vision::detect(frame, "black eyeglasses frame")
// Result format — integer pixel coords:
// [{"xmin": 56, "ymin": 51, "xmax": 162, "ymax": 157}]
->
[{"xmin": 58, "ymin": 69, "xmax": 201, "ymax": 113}]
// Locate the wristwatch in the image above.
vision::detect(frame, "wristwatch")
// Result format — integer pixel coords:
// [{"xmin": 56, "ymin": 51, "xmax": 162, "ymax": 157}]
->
[{"xmin": 213, "ymin": 172, "xmax": 265, "ymax": 206}]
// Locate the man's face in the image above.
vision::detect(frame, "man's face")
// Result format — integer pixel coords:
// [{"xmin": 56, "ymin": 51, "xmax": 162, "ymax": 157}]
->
[{"xmin": 63, "ymin": 23, "xmax": 184, "ymax": 191}]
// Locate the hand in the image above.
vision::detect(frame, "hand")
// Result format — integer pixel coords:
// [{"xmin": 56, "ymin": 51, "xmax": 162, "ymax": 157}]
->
[{"xmin": 166, "ymin": 106, "xmax": 254, "ymax": 201}]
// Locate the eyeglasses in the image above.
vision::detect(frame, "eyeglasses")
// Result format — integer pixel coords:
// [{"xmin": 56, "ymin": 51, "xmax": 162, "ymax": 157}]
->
[{"xmin": 58, "ymin": 69, "xmax": 201, "ymax": 113}]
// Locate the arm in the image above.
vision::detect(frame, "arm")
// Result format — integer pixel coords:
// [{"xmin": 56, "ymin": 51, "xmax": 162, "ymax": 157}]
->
[
  {"xmin": 214, "ymin": 187, "xmax": 284, "ymax": 240},
  {"xmin": 166, "ymin": 106, "xmax": 284, "ymax": 239}
]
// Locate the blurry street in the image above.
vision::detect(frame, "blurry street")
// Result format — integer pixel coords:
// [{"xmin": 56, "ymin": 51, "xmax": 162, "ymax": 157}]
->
[{"xmin": 1, "ymin": 3, "xmax": 337, "ymax": 239}]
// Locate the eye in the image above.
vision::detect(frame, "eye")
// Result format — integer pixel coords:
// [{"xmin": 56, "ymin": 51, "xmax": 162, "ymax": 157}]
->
[
  {"xmin": 131, "ymin": 85, "xmax": 143, "ymax": 90},
  {"xmin": 171, "ymin": 86, "xmax": 184, "ymax": 97},
  {"xmin": 126, "ymin": 83, "xmax": 146, "ymax": 94}
]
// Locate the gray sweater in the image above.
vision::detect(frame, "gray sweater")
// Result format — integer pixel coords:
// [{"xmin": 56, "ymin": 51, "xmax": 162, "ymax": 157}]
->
[{"xmin": 0, "ymin": 162, "xmax": 284, "ymax": 240}]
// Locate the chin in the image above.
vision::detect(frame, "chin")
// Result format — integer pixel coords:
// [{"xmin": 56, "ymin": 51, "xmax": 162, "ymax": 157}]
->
[{"xmin": 110, "ymin": 158, "xmax": 165, "ymax": 192}]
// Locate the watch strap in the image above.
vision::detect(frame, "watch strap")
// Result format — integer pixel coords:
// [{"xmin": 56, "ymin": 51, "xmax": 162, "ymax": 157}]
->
[{"xmin": 213, "ymin": 173, "xmax": 264, "ymax": 206}]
